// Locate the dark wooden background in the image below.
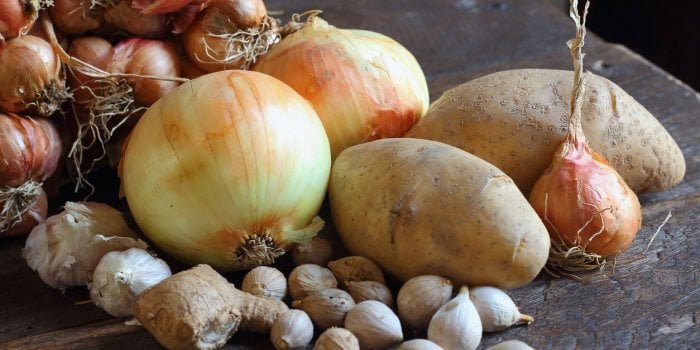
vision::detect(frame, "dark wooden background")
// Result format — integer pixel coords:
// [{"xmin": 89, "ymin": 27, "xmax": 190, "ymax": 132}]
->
[{"xmin": 1, "ymin": 1, "xmax": 698, "ymax": 349}]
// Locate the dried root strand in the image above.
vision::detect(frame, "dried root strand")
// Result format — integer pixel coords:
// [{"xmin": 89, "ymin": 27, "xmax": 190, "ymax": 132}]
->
[
  {"xmin": 0, "ymin": 180, "xmax": 42, "ymax": 232},
  {"xmin": 67, "ymin": 78, "xmax": 145, "ymax": 193},
  {"xmin": 198, "ymin": 14, "xmax": 280, "ymax": 70},
  {"xmin": 280, "ymin": 9, "xmax": 322, "ymax": 37},
  {"xmin": 232, "ymin": 234, "xmax": 286, "ymax": 270}
]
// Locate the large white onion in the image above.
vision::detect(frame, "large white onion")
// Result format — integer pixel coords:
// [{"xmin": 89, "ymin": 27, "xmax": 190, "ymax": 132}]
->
[{"xmin": 120, "ymin": 70, "xmax": 331, "ymax": 271}]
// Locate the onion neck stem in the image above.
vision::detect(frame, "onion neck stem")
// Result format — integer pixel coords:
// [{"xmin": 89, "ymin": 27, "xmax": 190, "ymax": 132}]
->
[{"xmin": 565, "ymin": 0, "xmax": 590, "ymax": 146}]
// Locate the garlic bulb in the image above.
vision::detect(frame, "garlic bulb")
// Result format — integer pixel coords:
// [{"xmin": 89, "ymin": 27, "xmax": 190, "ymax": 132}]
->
[
  {"xmin": 345, "ymin": 280, "xmax": 394, "ymax": 308},
  {"xmin": 270, "ymin": 309, "xmax": 314, "ymax": 350},
  {"xmin": 486, "ymin": 340, "xmax": 535, "ymax": 350},
  {"xmin": 313, "ymin": 327, "xmax": 359, "ymax": 350},
  {"xmin": 469, "ymin": 286, "xmax": 534, "ymax": 332},
  {"xmin": 23, "ymin": 202, "xmax": 149, "ymax": 290},
  {"xmin": 397, "ymin": 275, "xmax": 453, "ymax": 331},
  {"xmin": 344, "ymin": 300, "xmax": 403, "ymax": 349},
  {"xmin": 242, "ymin": 266, "xmax": 287, "ymax": 300},
  {"xmin": 396, "ymin": 339, "xmax": 444, "ymax": 350},
  {"xmin": 292, "ymin": 236, "xmax": 333, "ymax": 266},
  {"xmin": 89, "ymin": 248, "xmax": 171, "ymax": 317},
  {"xmin": 288, "ymin": 264, "xmax": 338, "ymax": 300},
  {"xmin": 427, "ymin": 286, "xmax": 482, "ymax": 350},
  {"xmin": 328, "ymin": 256, "xmax": 385, "ymax": 288},
  {"xmin": 292, "ymin": 288, "xmax": 355, "ymax": 329}
]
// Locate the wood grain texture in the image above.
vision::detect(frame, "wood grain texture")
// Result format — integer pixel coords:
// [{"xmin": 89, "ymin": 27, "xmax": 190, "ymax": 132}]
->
[{"xmin": 1, "ymin": 0, "xmax": 698, "ymax": 349}]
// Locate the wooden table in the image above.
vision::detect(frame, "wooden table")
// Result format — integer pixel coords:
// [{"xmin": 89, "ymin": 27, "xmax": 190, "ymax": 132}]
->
[{"xmin": 1, "ymin": 1, "xmax": 698, "ymax": 349}]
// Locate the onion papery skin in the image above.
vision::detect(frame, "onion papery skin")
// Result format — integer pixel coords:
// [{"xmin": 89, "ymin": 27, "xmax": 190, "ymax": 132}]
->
[
  {"xmin": 528, "ymin": 141, "xmax": 642, "ymax": 257},
  {"xmin": 253, "ymin": 17, "xmax": 430, "ymax": 159},
  {"xmin": 121, "ymin": 70, "xmax": 331, "ymax": 271},
  {"xmin": 0, "ymin": 112, "xmax": 62, "ymax": 186},
  {"xmin": 0, "ymin": 35, "xmax": 66, "ymax": 117},
  {"xmin": 0, "ymin": 0, "xmax": 39, "ymax": 40},
  {"xmin": 50, "ymin": 0, "xmax": 105, "ymax": 35}
]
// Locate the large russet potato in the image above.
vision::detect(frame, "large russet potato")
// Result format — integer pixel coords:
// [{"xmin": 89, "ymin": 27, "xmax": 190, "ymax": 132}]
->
[
  {"xmin": 406, "ymin": 69, "xmax": 686, "ymax": 195},
  {"xmin": 329, "ymin": 138, "xmax": 550, "ymax": 289}
]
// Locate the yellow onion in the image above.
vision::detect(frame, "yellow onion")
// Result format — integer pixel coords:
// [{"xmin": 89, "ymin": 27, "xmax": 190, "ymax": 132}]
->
[
  {"xmin": 528, "ymin": 1, "xmax": 642, "ymax": 274},
  {"xmin": 0, "ymin": 35, "xmax": 68, "ymax": 117},
  {"xmin": 253, "ymin": 14, "xmax": 430, "ymax": 159},
  {"xmin": 120, "ymin": 70, "xmax": 331, "ymax": 271},
  {"xmin": 50, "ymin": 0, "xmax": 105, "ymax": 35}
]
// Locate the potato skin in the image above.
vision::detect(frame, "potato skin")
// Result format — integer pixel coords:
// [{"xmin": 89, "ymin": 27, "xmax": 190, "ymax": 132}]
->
[
  {"xmin": 329, "ymin": 138, "xmax": 550, "ymax": 289},
  {"xmin": 406, "ymin": 69, "xmax": 685, "ymax": 195}
]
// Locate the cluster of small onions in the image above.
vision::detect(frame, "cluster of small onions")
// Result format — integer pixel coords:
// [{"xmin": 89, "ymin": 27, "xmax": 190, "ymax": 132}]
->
[{"xmin": 241, "ymin": 237, "xmax": 535, "ymax": 350}]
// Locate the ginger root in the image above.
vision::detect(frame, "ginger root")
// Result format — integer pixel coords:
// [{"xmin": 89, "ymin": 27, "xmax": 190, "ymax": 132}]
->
[{"xmin": 134, "ymin": 264, "xmax": 288, "ymax": 350}]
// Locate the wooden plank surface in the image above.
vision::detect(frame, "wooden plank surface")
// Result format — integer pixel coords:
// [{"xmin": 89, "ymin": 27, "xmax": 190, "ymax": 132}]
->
[{"xmin": 1, "ymin": 0, "xmax": 698, "ymax": 349}]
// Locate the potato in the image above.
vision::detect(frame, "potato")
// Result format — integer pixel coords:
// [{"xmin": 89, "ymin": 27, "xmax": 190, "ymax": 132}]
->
[
  {"xmin": 406, "ymin": 69, "xmax": 686, "ymax": 195},
  {"xmin": 329, "ymin": 138, "xmax": 550, "ymax": 289}
]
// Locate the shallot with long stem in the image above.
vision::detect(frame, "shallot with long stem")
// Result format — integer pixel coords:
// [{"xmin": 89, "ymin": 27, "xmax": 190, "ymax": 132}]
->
[{"xmin": 528, "ymin": 0, "xmax": 642, "ymax": 277}]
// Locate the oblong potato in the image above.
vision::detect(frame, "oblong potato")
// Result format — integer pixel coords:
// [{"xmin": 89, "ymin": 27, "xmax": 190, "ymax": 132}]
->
[
  {"xmin": 406, "ymin": 69, "xmax": 686, "ymax": 195},
  {"xmin": 329, "ymin": 138, "xmax": 550, "ymax": 289}
]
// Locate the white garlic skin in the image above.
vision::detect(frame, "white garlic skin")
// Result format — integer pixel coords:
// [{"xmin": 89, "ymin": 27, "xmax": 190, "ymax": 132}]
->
[
  {"xmin": 396, "ymin": 339, "xmax": 444, "ymax": 350},
  {"xmin": 292, "ymin": 288, "xmax": 355, "ymax": 329},
  {"xmin": 344, "ymin": 300, "xmax": 403, "ymax": 349},
  {"xmin": 427, "ymin": 286, "xmax": 482, "ymax": 350},
  {"xmin": 469, "ymin": 286, "xmax": 533, "ymax": 332},
  {"xmin": 313, "ymin": 327, "xmax": 360, "ymax": 350},
  {"xmin": 292, "ymin": 236, "xmax": 333, "ymax": 266},
  {"xmin": 89, "ymin": 247, "xmax": 171, "ymax": 317},
  {"xmin": 242, "ymin": 266, "xmax": 287, "ymax": 300},
  {"xmin": 23, "ymin": 201, "xmax": 149, "ymax": 291},
  {"xmin": 288, "ymin": 264, "xmax": 338, "ymax": 300},
  {"xmin": 397, "ymin": 275, "xmax": 453, "ymax": 331},
  {"xmin": 486, "ymin": 340, "xmax": 535, "ymax": 350},
  {"xmin": 270, "ymin": 309, "xmax": 314, "ymax": 350}
]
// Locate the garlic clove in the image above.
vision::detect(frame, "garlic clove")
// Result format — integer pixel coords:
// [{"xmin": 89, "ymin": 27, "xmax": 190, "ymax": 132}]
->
[
  {"xmin": 345, "ymin": 280, "xmax": 394, "ymax": 308},
  {"xmin": 397, "ymin": 275, "xmax": 453, "ymax": 331},
  {"xmin": 291, "ymin": 288, "xmax": 355, "ymax": 330},
  {"xmin": 427, "ymin": 286, "xmax": 482, "ymax": 350},
  {"xmin": 89, "ymin": 247, "xmax": 171, "ymax": 317},
  {"xmin": 313, "ymin": 327, "xmax": 360, "ymax": 350},
  {"xmin": 270, "ymin": 309, "xmax": 314, "ymax": 350},
  {"xmin": 486, "ymin": 340, "xmax": 535, "ymax": 350},
  {"xmin": 288, "ymin": 264, "xmax": 338, "ymax": 300},
  {"xmin": 344, "ymin": 300, "xmax": 403, "ymax": 349},
  {"xmin": 242, "ymin": 266, "xmax": 287, "ymax": 300},
  {"xmin": 469, "ymin": 286, "xmax": 534, "ymax": 332},
  {"xmin": 328, "ymin": 256, "xmax": 385, "ymax": 288},
  {"xmin": 396, "ymin": 339, "xmax": 444, "ymax": 350},
  {"xmin": 292, "ymin": 236, "xmax": 334, "ymax": 266}
]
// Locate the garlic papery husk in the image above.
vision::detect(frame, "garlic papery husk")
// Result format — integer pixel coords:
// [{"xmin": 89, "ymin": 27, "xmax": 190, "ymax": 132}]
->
[
  {"xmin": 270, "ymin": 309, "xmax": 314, "ymax": 350},
  {"xmin": 89, "ymin": 247, "xmax": 171, "ymax": 317},
  {"xmin": 292, "ymin": 288, "xmax": 355, "ymax": 330},
  {"xmin": 427, "ymin": 286, "xmax": 482, "ymax": 350},
  {"xmin": 469, "ymin": 286, "xmax": 534, "ymax": 332},
  {"xmin": 288, "ymin": 264, "xmax": 338, "ymax": 300},
  {"xmin": 486, "ymin": 340, "xmax": 535, "ymax": 350},
  {"xmin": 23, "ymin": 201, "xmax": 148, "ymax": 291},
  {"xmin": 242, "ymin": 266, "xmax": 287, "ymax": 300},
  {"xmin": 397, "ymin": 275, "xmax": 453, "ymax": 331},
  {"xmin": 396, "ymin": 339, "xmax": 444, "ymax": 350},
  {"xmin": 292, "ymin": 236, "xmax": 333, "ymax": 266},
  {"xmin": 345, "ymin": 280, "xmax": 394, "ymax": 308},
  {"xmin": 313, "ymin": 327, "xmax": 359, "ymax": 350},
  {"xmin": 327, "ymin": 256, "xmax": 385, "ymax": 289},
  {"xmin": 344, "ymin": 300, "xmax": 403, "ymax": 349}
]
